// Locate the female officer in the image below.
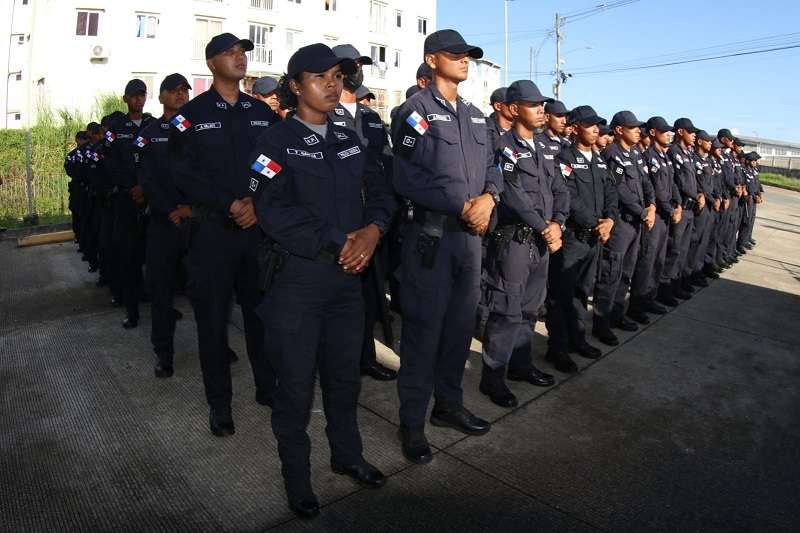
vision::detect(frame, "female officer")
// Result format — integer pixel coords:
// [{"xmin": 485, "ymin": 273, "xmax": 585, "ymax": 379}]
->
[{"xmin": 251, "ymin": 43, "xmax": 395, "ymax": 519}]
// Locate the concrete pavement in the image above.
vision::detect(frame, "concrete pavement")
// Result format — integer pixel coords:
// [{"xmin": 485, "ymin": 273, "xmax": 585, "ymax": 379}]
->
[{"xmin": 1, "ymin": 185, "xmax": 798, "ymax": 532}]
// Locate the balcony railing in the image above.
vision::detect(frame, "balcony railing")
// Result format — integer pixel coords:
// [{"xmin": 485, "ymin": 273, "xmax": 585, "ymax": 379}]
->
[
  {"xmin": 248, "ymin": 45, "xmax": 272, "ymax": 65},
  {"xmin": 250, "ymin": 0, "xmax": 273, "ymax": 9}
]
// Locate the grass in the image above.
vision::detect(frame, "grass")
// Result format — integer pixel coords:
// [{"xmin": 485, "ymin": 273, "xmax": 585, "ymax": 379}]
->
[{"xmin": 759, "ymin": 172, "xmax": 800, "ymax": 192}]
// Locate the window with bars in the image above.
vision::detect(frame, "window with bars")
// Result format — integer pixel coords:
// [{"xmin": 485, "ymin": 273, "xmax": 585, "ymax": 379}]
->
[
  {"xmin": 373, "ymin": 88, "xmax": 388, "ymax": 121},
  {"xmin": 193, "ymin": 17, "xmax": 224, "ymax": 59},
  {"xmin": 417, "ymin": 17, "xmax": 428, "ymax": 35},
  {"xmin": 135, "ymin": 14, "xmax": 159, "ymax": 39},
  {"xmin": 250, "ymin": 0, "xmax": 274, "ymax": 8},
  {"xmin": 248, "ymin": 23, "xmax": 274, "ymax": 64},
  {"xmin": 395, "ymin": 10, "xmax": 402, "ymax": 28},
  {"xmin": 76, "ymin": 11, "xmax": 100, "ymax": 37},
  {"xmin": 393, "ymin": 49, "xmax": 401, "ymax": 68},
  {"xmin": 369, "ymin": 1, "xmax": 387, "ymax": 33},
  {"xmin": 286, "ymin": 30, "xmax": 301, "ymax": 53}
]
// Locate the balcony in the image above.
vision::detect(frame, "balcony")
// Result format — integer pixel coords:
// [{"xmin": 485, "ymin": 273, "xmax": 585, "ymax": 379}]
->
[
  {"xmin": 250, "ymin": 0, "xmax": 273, "ymax": 9},
  {"xmin": 247, "ymin": 45, "xmax": 272, "ymax": 65}
]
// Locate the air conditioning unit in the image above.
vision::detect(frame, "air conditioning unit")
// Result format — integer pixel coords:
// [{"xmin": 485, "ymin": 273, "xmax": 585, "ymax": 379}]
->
[{"xmin": 90, "ymin": 44, "xmax": 108, "ymax": 60}]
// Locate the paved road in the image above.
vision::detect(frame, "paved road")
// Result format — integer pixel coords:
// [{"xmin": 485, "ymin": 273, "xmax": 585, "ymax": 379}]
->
[{"xmin": 1, "ymin": 186, "xmax": 798, "ymax": 532}]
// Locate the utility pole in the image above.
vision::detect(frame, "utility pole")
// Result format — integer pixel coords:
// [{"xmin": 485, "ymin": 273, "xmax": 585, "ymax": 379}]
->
[
  {"xmin": 554, "ymin": 12, "xmax": 562, "ymax": 100},
  {"xmin": 528, "ymin": 46, "xmax": 533, "ymax": 80},
  {"xmin": 504, "ymin": 0, "xmax": 509, "ymax": 85}
]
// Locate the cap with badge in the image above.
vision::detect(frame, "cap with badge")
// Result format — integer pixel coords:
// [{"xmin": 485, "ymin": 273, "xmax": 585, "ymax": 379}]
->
[
  {"xmin": 505, "ymin": 80, "xmax": 553, "ymax": 105},
  {"xmin": 545, "ymin": 100, "xmax": 570, "ymax": 116},
  {"xmin": 490, "ymin": 87, "xmax": 507, "ymax": 105},
  {"xmin": 160, "ymin": 73, "xmax": 190, "ymax": 93},
  {"xmin": 717, "ymin": 128, "xmax": 734, "ymax": 140},
  {"xmin": 287, "ymin": 43, "xmax": 357, "ymax": 79},
  {"xmin": 252, "ymin": 76, "xmax": 279, "ymax": 95},
  {"xmin": 672, "ymin": 117, "xmax": 699, "ymax": 134},
  {"xmin": 205, "ymin": 32, "xmax": 254, "ymax": 60},
  {"xmin": 696, "ymin": 130, "xmax": 715, "ymax": 142},
  {"xmin": 568, "ymin": 105, "xmax": 606, "ymax": 126},
  {"xmin": 424, "ymin": 29, "xmax": 483, "ymax": 58},
  {"xmin": 124, "ymin": 79, "xmax": 147, "ymax": 96},
  {"xmin": 610, "ymin": 110, "xmax": 645, "ymax": 128},
  {"xmin": 646, "ymin": 116, "xmax": 672, "ymax": 133},
  {"xmin": 416, "ymin": 62, "xmax": 433, "ymax": 80},
  {"xmin": 331, "ymin": 44, "xmax": 372, "ymax": 65}
]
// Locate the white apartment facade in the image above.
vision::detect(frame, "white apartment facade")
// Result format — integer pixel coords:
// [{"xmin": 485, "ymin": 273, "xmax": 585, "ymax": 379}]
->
[
  {"xmin": 461, "ymin": 57, "xmax": 502, "ymax": 116},
  {"xmin": 2, "ymin": 0, "xmax": 437, "ymax": 127}
]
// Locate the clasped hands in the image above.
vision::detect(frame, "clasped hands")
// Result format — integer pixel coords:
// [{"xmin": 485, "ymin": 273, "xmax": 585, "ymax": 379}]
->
[
  {"xmin": 461, "ymin": 193, "xmax": 495, "ymax": 235},
  {"xmin": 229, "ymin": 197, "xmax": 257, "ymax": 229},
  {"xmin": 596, "ymin": 217, "xmax": 614, "ymax": 244},
  {"xmin": 339, "ymin": 224, "xmax": 381, "ymax": 275}
]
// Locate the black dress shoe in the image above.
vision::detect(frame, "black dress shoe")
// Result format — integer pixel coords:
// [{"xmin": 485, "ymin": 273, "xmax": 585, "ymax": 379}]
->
[
  {"xmin": 656, "ymin": 284, "xmax": 680, "ymax": 307},
  {"xmin": 704, "ymin": 268, "xmax": 720, "ymax": 280},
  {"xmin": 592, "ymin": 326, "xmax": 619, "ymax": 346},
  {"xmin": 209, "ymin": 408, "xmax": 235, "ymax": 437},
  {"xmin": 545, "ymin": 349, "xmax": 578, "ymax": 373},
  {"xmin": 507, "ymin": 366, "xmax": 555, "ymax": 387},
  {"xmin": 689, "ymin": 273, "xmax": 708, "ymax": 288},
  {"xmin": 430, "ymin": 405, "xmax": 491, "ymax": 436},
  {"xmin": 122, "ymin": 317, "xmax": 138, "ymax": 329},
  {"xmin": 479, "ymin": 363, "xmax": 518, "ymax": 407},
  {"xmin": 671, "ymin": 280, "xmax": 692, "ymax": 300},
  {"xmin": 626, "ymin": 307, "xmax": 650, "ymax": 325},
  {"xmin": 172, "ymin": 308, "xmax": 183, "ymax": 321},
  {"xmin": 255, "ymin": 389, "xmax": 274, "ymax": 407},
  {"xmin": 729, "ymin": 256, "xmax": 739, "ymax": 264},
  {"xmin": 331, "ymin": 460, "xmax": 386, "ymax": 488},
  {"xmin": 645, "ymin": 300, "xmax": 668, "ymax": 315},
  {"xmin": 736, "ymin": 247, "xmax": 747, "ymax": 255},
  {"xmin": 743, "ymin": 243, "xmax": 753, "ymax": 250},
  {"xmin": 399, "ymin": 425, "xmax": 432, "ymax": 464},
  {"xmin": 570, "ymin": 341, "xmax": 601, "ymax": 359},
  {"xmin": 289, "ymin": 498, "xmax": 320, "ymax": 519},
  {"xmin": 111, "ymin": 297, "xmax": 123, "ymax": 308},
  {"xmin": 154, "ymin": 363, "xmax": 174, "ymax": 378},
  {"xmin": 612, "ymin": 316, "xmax": 639, "ymax": 331},
  {"xmin": 227, "ymin": 347, "xmax": 238, "ymax": 363},
  {"xmin": 361, "ymin": 361, "xmax": 397, "ymax": 381}
]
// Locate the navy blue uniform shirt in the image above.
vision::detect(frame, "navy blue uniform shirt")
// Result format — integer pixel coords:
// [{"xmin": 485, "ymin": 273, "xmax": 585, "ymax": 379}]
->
[
  {"xmin": 555, "ymin": 144, "xmax": 618, "ymax": 230},
  {"xmin": 644, "ymin": 145, "xmax": 681, "ymax": 218},
  {"xmin": 105, "ymin": 113, "xmax": 154, "ymax": 189},
  {"xmin": 668, "ymin": 143, "xmax": 698, "ymax": 201},
  {"xmin": 604, "ymin": 142, "xmax": 655, "ymax": 221},
  {"xmin": 135, "ymin": 117, "xmax": 186, "ymax": 220}
]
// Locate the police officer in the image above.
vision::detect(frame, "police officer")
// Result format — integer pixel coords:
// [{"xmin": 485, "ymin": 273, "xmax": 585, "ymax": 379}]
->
[
  {"xmin": 169, "ymin": 32, "xmax": 279, "ymax": 436},
  {"xmin": 415, "ymin": 62, "xmax": 433, "ymax": 88},
  {"xmin": 480, "ymin": 80, "xmax": 567, "ymax": 408},
  {"xmin": 664, "ymin": 118, "xmax": 700, "ymax": 300},
  {"xmin": 393, "ymin": 29, "xmax": 501, "ymax": 463},
  {"xmin": 486, "ymin": 87, "xmax": 511, "ymax": 151},
  {"xmin": 686, "ymin": 130, "xmax": 717, "ymax": 287},
  {"xmin": 253, "ymin": 43, "xmax": 394, "ymax": 518},
  {"xmin": 80, "ymin": 121, "xmax": 108, "ymax": 278},
  {"xmin": 356, "ymin": 85, "xmax": 376, "ymax": 106},
  {"xmin": 705, "ymin": 138, "xmax": 727, "ymax": 278},
  {"xmin": 593, "ymin": 111, "xmax": 655, "ymax": 344},
  {"xmin": 545, "ymin": 105, "xmax": 617, "ymax": 372},
  {"xmin": 638, "ymin": 126, "xmax": 652, "ymax": 153},
  {"xmin": 535, "ymin": 100, "xmax": 570, "ymax": 179},
  {"xmin": 251, "ymin": 76, "xmax": 281, "ymax": 114},
  {"xmin": 737, "ymin": 152, "xmax": 759, "ymax": 253},
  {"xmin": 65, "ymin": 131, "xmax": 89, "ymax": 241},
  {"xmin": 135, "ymin": 73, "xmax": 192, "ymax": 378},
  {"xmin": 716, "ymin": 129, "xmax": 739, "ymax": 268},
  {"xmin": 104, "ymin": 79, "xmax": 155, "ymax": 328},
  {"xmin": 595, "ymin": 123, "xmax": 613, "ymax": 151},
  {"xmin": 642, "ymin": 116, "xmax": 682, "ymax": 310}
]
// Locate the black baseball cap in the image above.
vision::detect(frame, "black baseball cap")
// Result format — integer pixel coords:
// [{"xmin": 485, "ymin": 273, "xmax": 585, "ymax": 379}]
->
[
  {"xmin": 599, "ymin": 124, "xmax": 613, "ymax": 136},
  {"xmin": 610, "ymin": 110, "xmax": 645, "ymax": 128},
  {"xmin": 711, "ymin": 138, "xmax": 724, "ymax": 149},
  {"xmin": 405, "ymin": 85, "xmax": 421, "ymax": 99},
  {"xmin": 205, "ymin": 33, "xmax": 253, "ymax": 60},
  {"xmin": 568, "ymin": 105, "xmax": 605, "ymax": 126},
  {"xmin": 646, "ymin": 116, "xmax": 672, "ymax": 133},
  {"xmin": 696, "ymin": 129, "xmax": 715, "ymax": 142},
  {"xmin": 734, "ymin": 137, "xmax": 745, "ymax": 147},
  {"xmin": 160, "ymin": 73, "xmax": 190, "ymax": 93},
  {"xmin": 86, "ymin": 122, "xmax": 101, "ymax": 133},
  {"xmin": 252, "ymin": 76, "xmax": 279, "ymax": 95},
  {"xmin": 505, "ymin": 80, "xmax": 553, "ymax": 105},
  {"xmin": 124, "ymin": 79, "xmax": 147, "ymax": 96},
  {"xmin": 332, "ymin": 44, "xmax": 372, "ymax": 65},
  {"xmin": 545, "ymin": 100, "xmax": 569, "ymax": 116},
  {"xmin": 717, "ymin": 128, "xmax": 734, "ymax": 140},
  {"xmin": 673, "ymin": 117, "xmax": 699, "ymax": 134},
  {"xmin": 416, "ymin": 62, "xmax": 433, "ymax": 80},
  {"xmin": 287, "ymin": 43, "xmax": 357, "ymax": 79},
  {"xmin": 490, "ymin": 87, "xmax": 507, "ymax": 104},
  {"xmin": 424, "ymin": 29, "xmax": 483, "ymax": 58},
  {"xmin": 356, "ymin": 85, "xmax": 375, "ymax": 100}
]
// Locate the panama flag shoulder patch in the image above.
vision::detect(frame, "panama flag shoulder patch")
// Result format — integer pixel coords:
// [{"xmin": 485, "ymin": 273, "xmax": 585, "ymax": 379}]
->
[
  {"xmin": 104, "ymin": 131, "xmax": 116, "ymax": 143},
  {"xmin": 251, "ymin": 154, "xmax": 282, "ymax": 179},
  {"xmin": 134, "ymin": 136, "xmax": 149, "ymax": 148},
  {"xmin": 171, "ymin": 114, "xmax": 191, "ymax": 132},
  {"xmin": 502, "ymin": 146, "xmax": 518, "ymax": 164},
  {"xmin": 406, "ymin": 111, "xmax": 429, "ymax": 135},
  {"xmin": 559, "ymin": 163, "xmax": 573, "ymax": 177}
]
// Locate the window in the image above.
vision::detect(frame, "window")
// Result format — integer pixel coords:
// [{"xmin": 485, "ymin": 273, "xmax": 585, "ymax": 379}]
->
[
  {"xmin": 250, "ymin": 0, "xmax": 273, "ymax": 8},
  {"xmin": 22, "ymin": 0, "xmax": 28, "ymax": 5},
  {"xmin": 324, "ymin": 0, "xmax": 336, "ymax": 10},
  {"xmin": 17, "ymin": 35, "xmax": 24, "ymax": 44},
  {"xmin": 373, "ymin": 88, "xmax": 388, "ymax": 121},
  {"xmin": 248, "ymin": 23, "xmax": 274, "ymax": 64},
  {"xmin": 287, "ymin": 0, "xmax": 301, "ymax": 3},
  {"xmin": 417, "ymin": 17, "xmax": 428, "ymax": 35},
  {"xmin": 193, "ymin": 76, "xmax": 212, "ymax": 95},
  {"xmin": 370, "ymin": 44, "xmax": 386, "ymax": 64},
  {"xmin": 193, "ymin": 17, "xmax": 223, "ymax": 59},
  {"xmin": 76, "ymin": 10, "xmax": 100, "ymax": 37},
  {"xmin": 14, "ymin": 113, "xmax": 21, "ymax": 120},
  {"xmin": 395, "ymin": 10, "xmax": 402, "ymax": 28},
  {"xmin": 135, "ymin": 14, "xmax": 158, "ymax": 39},
  {"xmin": 15, "ymin": 73, "xmax": 22, "ymax": 81},
  {"xmin": 131, "ymin": 73, "xmax": 155, "ymax": 99},
  {"xmin": 323, "ymin": 34, "xmax": 339, "ymax": 46},
  {"xmin": 286, "ymin": 30, "xmax": 301, "ymax": 53},
  {"xmin": 369, "ymin": 1, "xmax": 387, "ymax": 33},
  {"xmin": 393, "ymin": 49, "xmax": 401, "ymax": 68}
]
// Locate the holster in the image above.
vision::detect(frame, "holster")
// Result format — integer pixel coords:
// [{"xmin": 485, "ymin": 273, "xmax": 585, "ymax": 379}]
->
[
  {"xmin": 416, "ymin": 212, "xmax": 445, "ymax": 269},
  {"xmin": 256, "ymin": 240, "xmax": 288, "ymax": 293}
]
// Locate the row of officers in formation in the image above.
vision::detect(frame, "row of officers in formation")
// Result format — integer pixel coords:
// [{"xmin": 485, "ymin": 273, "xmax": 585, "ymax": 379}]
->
[{"xmin": 63, "ymin": 30, "xmax": 764, "ymax": 519}]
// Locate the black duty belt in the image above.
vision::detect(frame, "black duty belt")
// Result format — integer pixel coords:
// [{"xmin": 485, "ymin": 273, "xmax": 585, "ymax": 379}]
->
[
  {"xmin": 403, "ymin": 202, "xmax": 467, "ymax": 233},
  {"xmin": 192, "ymin": 205, "xmax": 241, "ymax": 231},
  {"xmin": 681, "ymin": 197, "xmax": 697, "ymax": 210},
  {"xmin": 493, "ymin": 223, "xmax": 537, "ymax": 245},
  {"xmin": 565, "ymin": 222, "xmax": 595, "ymax": 243}
]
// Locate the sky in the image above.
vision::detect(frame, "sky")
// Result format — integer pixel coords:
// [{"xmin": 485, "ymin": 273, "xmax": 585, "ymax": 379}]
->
[{"xmin": 437, "ymin": 0, "xmax": 800, "ymax": 142}]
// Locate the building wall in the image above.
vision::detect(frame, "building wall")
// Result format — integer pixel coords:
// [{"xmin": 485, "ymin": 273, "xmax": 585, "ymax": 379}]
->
[
  {"xmin": 459, "ymin": 58, "xmax": 502, "ymax": 116},
  {"xmin": 2, "ymin": 0, "xmax": 437, "ymax": 127}
]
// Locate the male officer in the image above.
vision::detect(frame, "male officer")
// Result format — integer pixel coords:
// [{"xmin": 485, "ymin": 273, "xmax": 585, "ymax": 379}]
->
[
  {"xmin": 480, "ymin": 80, "xmax": 567, "ymax": 408},
  {"xmin": 169, "ymin": 33, "xmax": 279, "ymax": 436},
  {"xmin": 535, "ymin": 100, "xmax": 570, "ymax": 178},
  {"xmin": 136, "ymin": 73, "xmax": 192, "ymax": 378},
  {"xmin": 251, "ymin": 76, "xmax": 280, "ymax": 113},
  {"xmin": 595, "ymin": 123, "xmax": 613, "ymax": 151},
  {"xmin": 545, "ymin": 105, "xmax": 617, "ymax": 373},
  {"xmin": 81, "ymin": 121, "xmax": 108, "ymax": 278},
  {"xmin": 686, "ymin": 130, "xmax": 717, "ymax": 287},
  {"xmin": 664, "ymin": 118, "xmax": 700, "ymax": 300},
  {"xmin": 593, "ymin": 111, "xmax": 655, "ymax": 344},
  {"xmin": 393, "ymin": 29, "xmax": 502, "ymax": 463},
  {"xmin": 104, "ymin": 79, "xmax": 155, "ymax": 328},
  {"xmin": 705, "ymin": 138, "xmax": 727, "ymax": 277},
  {"xmin": 486, "ymin": 87, "xmax": 511, "ymax": 151},
  {"xmin": 356, "ymin": 85, "xmax": 376, "ymax": 106},
  {"xmin": 737, "ymin": 152, "xmax": 760, "ymax": 253},
  {"xmin": 330, "ymin": 43, "xmax": 398, "ymax": 382},
  {"xmin": 65, "ymin": 131, "xmax": 89, "ymax": 240},
  {"xmin": 415, "ymin": 62, "xmax": 432, "ymax": 88},
  {"xmin": 642, "ymin": 117, "xmax": 682, "ymax": 310},
  {"xmin": 716, "ymin": 128, "xmax": 739, "ymax": 267}
]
